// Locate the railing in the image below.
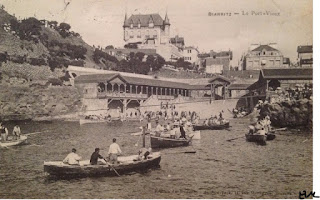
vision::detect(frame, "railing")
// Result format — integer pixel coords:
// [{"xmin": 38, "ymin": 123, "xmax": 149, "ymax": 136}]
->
[{"xmin": 97, "ymin": 92, "xmax": 148, "ymax": 99}]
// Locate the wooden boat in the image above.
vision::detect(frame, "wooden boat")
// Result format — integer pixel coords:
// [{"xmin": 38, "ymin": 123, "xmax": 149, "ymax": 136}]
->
[
  {"xmin": 79, "ymin": 117, "xmax": 121, "ymax": 125},
  {"xmin": 193, "ymin": 122, "xmax": 230, "ymax": 130},
  {"xmin": 44, "ymin": 152, "xmax": 161, "ymax": 178},
  {"xmin": 245, "ymin": 134, "xmax": 266, "ymax": 145},
  {"xmin": 150, "ymin": 136, "xmax": 192, "ymax": 148},
  {"xmin": 0, "ymin": 135, "xmax": 28, "ymax": 148},
  {"xmin": 245, "ymin": 132, "xmax": 276, "ymax": 145},
  {"xmin": 266, "ymin": 133, "xmax": 276, "ymax": 141}
]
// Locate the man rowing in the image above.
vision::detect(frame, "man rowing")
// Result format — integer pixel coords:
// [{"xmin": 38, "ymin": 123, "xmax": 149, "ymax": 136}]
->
[{"xmin": 90, "ymin": 148, "xmax": 104, "ymax": 165}]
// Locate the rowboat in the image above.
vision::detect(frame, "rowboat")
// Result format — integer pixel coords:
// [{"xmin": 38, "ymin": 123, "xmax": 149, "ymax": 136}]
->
[
  {"xmin": 266, "ymin": 133, "xmax": 276, "ymax": 141},
  {"xmin": 193, "ymin": 122, "xmax": 230, "ymax": 131},
  {"xmin": 150, "ymin": 136, "xmax": 192, "ymax": 149},
  {"xmin": 245, "ymin": 132, "xmax": 276, "ymax": 145},
  {"xmin": 79, "ymin": 117, "xmax": 121, "ymax": 125},
  {"xmin": 0, "ymin": 135, "xmax": 28, "ymax": 148},
  {"xmin": 44, "ymin": 152, "xmax": 161, "ymax": 178},
  {"xmin": 245, "ymin": 134, "xmax": 266, "ymax": 145}
]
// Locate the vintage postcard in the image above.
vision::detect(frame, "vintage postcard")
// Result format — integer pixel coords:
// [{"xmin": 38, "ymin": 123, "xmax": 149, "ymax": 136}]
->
[{"xmin": 0, "ymin": 0, "xmax": 314, "ymax": 199}]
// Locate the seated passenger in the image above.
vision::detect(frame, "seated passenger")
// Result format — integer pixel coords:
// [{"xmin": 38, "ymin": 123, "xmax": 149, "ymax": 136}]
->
[
  {"xmin": 63, "ymin": 148, "xmax": 82, "ymax": 165},
  {"xmin": 138, "ymin": 148, "xmax": 151, "ymax": 160}
]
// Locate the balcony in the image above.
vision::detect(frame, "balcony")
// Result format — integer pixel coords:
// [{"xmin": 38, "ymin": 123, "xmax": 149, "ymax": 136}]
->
[{"xmin": 97, "ymin": 92, "xmax": 148, "ymax": 99}]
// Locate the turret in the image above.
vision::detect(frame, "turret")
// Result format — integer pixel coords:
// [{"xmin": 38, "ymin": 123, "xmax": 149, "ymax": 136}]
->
[{"xmin": 164, "ymin": 12, "xmax": 170, "ymax": 25}]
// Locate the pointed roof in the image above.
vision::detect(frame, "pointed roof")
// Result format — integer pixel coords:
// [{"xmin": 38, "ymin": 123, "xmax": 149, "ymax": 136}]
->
[
  {"xmin": 123, "ymin": 12, "xmax": 130, "ymax": 27},
  {"xmin": 251, "ymin": 45, "xmax": 278, "ymax": 52},
  {"xmin": 164, "ymin": 12, "xmax": 170, "ymax": 25},
  {"xmin": 123, "ymin": 14, "xmax": 164, "ymax": 27}
]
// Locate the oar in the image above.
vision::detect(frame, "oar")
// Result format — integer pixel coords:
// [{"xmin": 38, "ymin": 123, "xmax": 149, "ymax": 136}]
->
[
  {"xmin": 273, "ymin": 127, "xmax": 287, "ymax": 131},
  {"xmin": 226, "ymin": 136, "xmax": 245, "ymax": 142},
  {"xmin": 104, "ymin": 159, "xmax": 120, "ymax": 177},
  {"xmin": 166, "ymin": 150, "xmax": 196, "ymax": 154}
]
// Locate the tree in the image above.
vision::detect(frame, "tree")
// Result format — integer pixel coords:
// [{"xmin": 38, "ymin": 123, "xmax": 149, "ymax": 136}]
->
[
  {"xmin": 48, "ymin": 21, "xmax": 58, "ymax": 28},
  {"xmin": 176, "ymin": 58, "xmax": 191, "ymax": 70},
  {"xmin": 105, "ymin": 45, "xmax": 114, "ymax": 49},
  {"xmin": 17, "ymin": 17, "xmax": 42, "ymax": 41},
  {"xmin": 58, "ymin": 22, "xmax": 71, "ymax": 38},
  {"xmin": 135, "ymin": 52, "xmax": 145, "ymax": 61}
]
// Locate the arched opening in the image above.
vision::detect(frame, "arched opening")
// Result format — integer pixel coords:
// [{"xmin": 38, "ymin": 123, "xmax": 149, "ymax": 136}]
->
[{"xmin": 97, "ymin": 82, "xmax": 105, "ymax": 92}]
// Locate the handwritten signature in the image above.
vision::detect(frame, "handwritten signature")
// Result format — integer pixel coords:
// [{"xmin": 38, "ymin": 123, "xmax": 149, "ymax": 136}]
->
[{"xmin": 299, "ymin": 191, "xmax": 319, "ymax": 199}]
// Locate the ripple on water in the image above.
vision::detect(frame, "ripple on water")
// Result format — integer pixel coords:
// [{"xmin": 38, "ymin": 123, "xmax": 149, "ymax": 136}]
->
[{"xmin": 0, "ymin": 119, "xmax": 313, "ymax": 199}]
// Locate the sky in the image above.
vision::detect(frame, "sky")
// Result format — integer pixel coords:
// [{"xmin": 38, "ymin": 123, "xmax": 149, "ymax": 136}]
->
[{"xmin": 0, "ymin": 0, "xmax": 313, "ymax": 66}]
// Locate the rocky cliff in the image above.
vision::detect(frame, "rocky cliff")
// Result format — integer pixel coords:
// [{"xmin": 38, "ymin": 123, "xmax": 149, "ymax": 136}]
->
[
  {"xmin": 0, "ymin": 84, "xmax": 82, "ymax": 121},
  {"xmin": 258, "ymin": 98, "xmax": 312, "ymax": 128}
]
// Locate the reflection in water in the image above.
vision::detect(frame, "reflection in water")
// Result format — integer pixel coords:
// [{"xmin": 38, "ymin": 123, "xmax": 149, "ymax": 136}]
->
[{"xmin": 0, "ymin": 118, "xmax": 312, "ymax": 199}]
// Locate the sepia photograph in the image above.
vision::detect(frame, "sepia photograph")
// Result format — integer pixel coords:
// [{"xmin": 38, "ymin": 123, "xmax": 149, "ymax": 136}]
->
[{"xmin": 0, "ymin": 0, "xmax": 315, "ymax": 199}]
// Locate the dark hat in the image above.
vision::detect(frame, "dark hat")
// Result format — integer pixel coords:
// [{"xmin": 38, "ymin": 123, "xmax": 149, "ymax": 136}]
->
[
  {"xmin": 95, "ymin": 148, "xmax": 100, "ymax": 152},
  {"xmin": 72, "ymin": 148, "xmax": 77, "ymax": 153}
]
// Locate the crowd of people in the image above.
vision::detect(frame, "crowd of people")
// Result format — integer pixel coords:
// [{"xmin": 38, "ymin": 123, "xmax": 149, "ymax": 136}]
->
[
  {"xmin": 248, "ymin": 115, "xmax": 272, "ymax": 135},
  {"xmin": 203, "ymin": 111, "xmax": 228, "ymax": 126},
  {"xmin": 269, "ymin": 83, "xmax": 312, "ymax": 104},
  {"xmin": 0, "ymin": 122, "xmax": 21, "ymax": 142},
  {"xmin": 149, "ymin": 119, "xmax": 193, "ymax": 140},
  {"xmin": 231, "ymin": 107, "xmax": 248, "ymax": 118}
]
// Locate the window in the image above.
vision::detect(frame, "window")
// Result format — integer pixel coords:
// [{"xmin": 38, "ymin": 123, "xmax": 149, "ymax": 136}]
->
[
  {"xmin": 153, "ymin": 30, "xmax": 157, "ymax": 38},
  {"xmin": 130, "ymin": 23, "xmax": 133, "ymax": 29},
  {"xmin": 146, "ymin": 30, "xmax": 149, "ymax": 39},
  {"xmin": 188, "ymin": 50, "xmax": 191, "ymax": 53},
  {"xmin": 138, "ymin": 23, "xmax": 141, "ymax": 28},
  {"xmin": 130, "ymin": 31, "xmax": 133, "ymax": 38},
  {"xmin": 137, "ymin": 31, "xmax": 141, "ymax": 38}
]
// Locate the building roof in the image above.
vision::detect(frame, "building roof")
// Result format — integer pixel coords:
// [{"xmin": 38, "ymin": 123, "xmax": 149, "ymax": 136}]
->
[
  {"xmin": 124, "ymin": 14, "xmax": 165, "ymax": 27},
  {"xmin": 198, "ymin": 53, "xmax": 210, "ymax": 59},
  {"xmin": 208, "ymin": 75, "xmax": 231, "ymax": 84},
  {"xmin": 251, "ymin": 45, "xmax": 278, "ymax": 52},
  {"xmin": 297, "ymin": 45, "xmax": 313, "ymax": 53},
  {"xmin": 261, "ymin": 68, "xmax": 313, "ymax": 80},
  {"xmin": 215, "ymin": 51, "xmax": 233, "ymax": 58},
  {"xmin": 164, "ymin": 12, "xmax": 170, "ymax": 25},
  {"xmin": 75, "ymin": 73, "xmax": 197, "ymax": 89},
  {"xmin": 228, "ymin": 83, "xmax": 252, "ymax": 90},
  {"xmin": 108, "ymin": 48, "xmax": 157, "ymax": 56},
  {"xmin": 170, "ymin": 36, "xmax": 184, "ymax": 44},
  {"xmin": 205, "ymin": 57, "xmax": 230, "ymax": 68},
  {"xmin": 184, "ymin": 46, "xmax": 199, "ymax": 53}
]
